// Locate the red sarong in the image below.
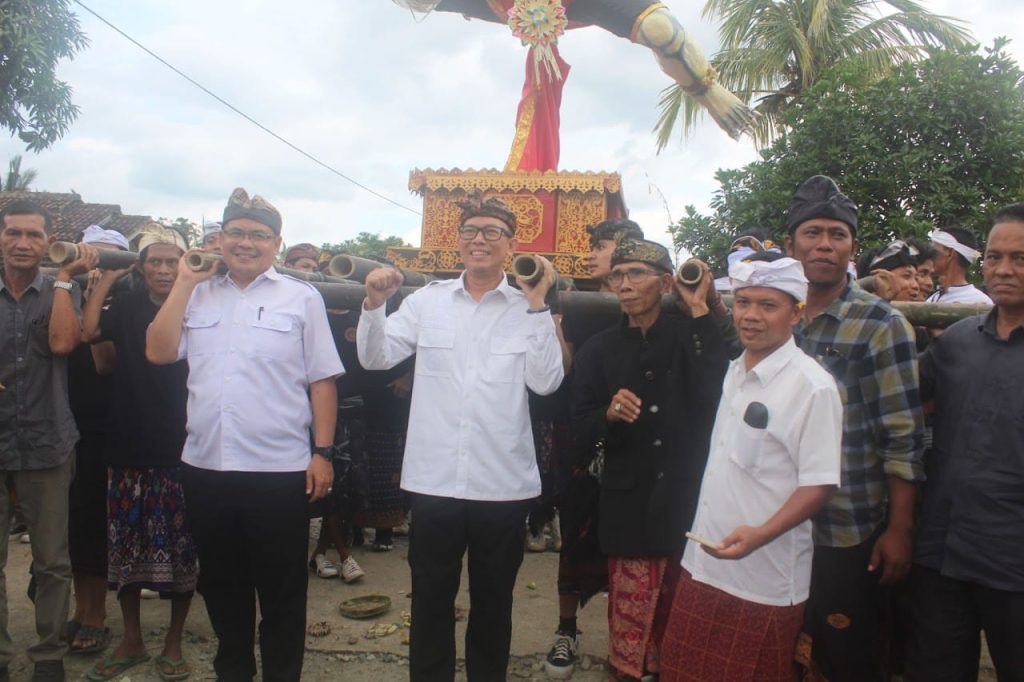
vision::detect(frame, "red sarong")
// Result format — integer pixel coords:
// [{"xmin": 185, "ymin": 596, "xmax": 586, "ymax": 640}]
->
[
  {"xmin": 660, "ymin": 570, "xmax": 805, "ymax": 682},
  {"xmin": 607, "ymin": 556, "xmax": 680, "ymax": 678}
]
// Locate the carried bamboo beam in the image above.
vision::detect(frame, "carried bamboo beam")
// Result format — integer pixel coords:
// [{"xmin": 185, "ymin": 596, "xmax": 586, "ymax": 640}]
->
[{"xmin": 49, "ymin": 241, "xmax": 139, "ymax": 270}]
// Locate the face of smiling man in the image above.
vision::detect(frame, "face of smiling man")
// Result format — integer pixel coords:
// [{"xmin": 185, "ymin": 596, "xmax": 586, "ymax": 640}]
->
[
  {"xmin": 220, "ymin": 217, "xmax": 282, "ymax": 286},
  {"xmin": 457, "ymin": 215, "xmax": 516, "ymax": 280}
]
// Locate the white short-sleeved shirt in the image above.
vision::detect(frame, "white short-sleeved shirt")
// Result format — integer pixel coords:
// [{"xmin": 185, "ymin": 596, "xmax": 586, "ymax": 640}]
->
[
  {"xmin": 357, "ymin": 275, "xmax": 564, "ymax": 501},
  {"xmin": 177, "ymin": 268, "xmax": 344, "ymax": 472},
  {"xmin": 926, "ymin": 284, "xmax": 993, "ymax": 305},
  {"xmin": 683, "ymin": 338, "xmax": 842, "ymax": 606}
]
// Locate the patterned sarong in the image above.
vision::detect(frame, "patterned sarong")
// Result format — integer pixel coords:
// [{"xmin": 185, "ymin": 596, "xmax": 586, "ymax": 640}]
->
[
  {"xmin": 107, "ymin": 466, "xmax": 198, "ymax": 596},
  {"xmin": 352, "ymin": 427, "xmax": 406, "ymax": 529},
  {"xmin": 660, "ymin": 570, "xmax": 805, "ymax": 682},
  {"xmin": 607, "ymin": 556, "xmax": 680, "ymax": 678}
]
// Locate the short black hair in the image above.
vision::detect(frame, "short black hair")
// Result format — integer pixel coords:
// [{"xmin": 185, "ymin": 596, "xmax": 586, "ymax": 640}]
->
[
  {"xmin": 993, "ymin": 203, "xmax": 1024, "ymax": 226},
  {"xmin": 906, "ymin": 237, "xmax": 935, "ymax": 264},
  {"xmin": 586, "ymin": 218, "xmax": 643, "ymax": 248},
  {"xmin": 0, "ymin": 200, "xmax": 53, "ymax": 234},
  {"xmin": 939, "ymin": 226, "xmax": 979, "ymax": 270}
]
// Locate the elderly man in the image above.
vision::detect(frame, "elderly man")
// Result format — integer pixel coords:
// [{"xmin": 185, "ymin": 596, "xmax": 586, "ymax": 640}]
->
[
  {"xmin": 0, "ymin": 200, "xmax": 97, "ymax": 682},
  {"xmin": 83, "ymin": 224, "xmax": 196, "ymax": 681},
  {"xmin": 926, "ymin": 226, "xmax": 992, "ymax": 305},
  {"xmin": 784, "ymin": 176, "xmax": 924, "ymax": 681},
  {"xmin": 907, "ymin": 204, "xmax": 1024, "ymax": 681},
  {"xmin": 572, "ymin": 238, "xmax": 728, "ymax": 680},
  {"xmin": 660, "ymin": 255, "xmax": 843, "ymax": 682},
  {"xmin": 147, "ymin": 188, "xmax": 344, "ymax": 682},
  {"xmin": 357, "ymin": 191, "xmax": 563, "ymax": 681}
]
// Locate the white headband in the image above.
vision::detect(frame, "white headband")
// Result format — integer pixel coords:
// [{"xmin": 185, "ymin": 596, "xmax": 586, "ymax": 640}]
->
[
  {"xmin": 81, "ymin": 225, "xmax": 130, "ymax": 250},
  {"xmin": 730, "ymin": 257, "xmax": 809, "ymax": 303},
  {"xmin": 930, "ymin": 230, "xmax": 980, "ymax": 265}
]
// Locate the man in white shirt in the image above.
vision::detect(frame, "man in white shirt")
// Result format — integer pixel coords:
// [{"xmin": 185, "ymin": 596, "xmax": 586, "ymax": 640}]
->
[
  {"xmin": 660, "ymin": 255, "xmax": 843, "ymax": 682},
  {"xmin": 357, "ymin": 191, "xmax": 563, "ymax": 681},
  {"xmin": 147, "ymin": 188, "xmax": 344, "ymax": 682},
  {"xmin": 927, "ymin": 227, "xmax": 993, "ymax": 305}
]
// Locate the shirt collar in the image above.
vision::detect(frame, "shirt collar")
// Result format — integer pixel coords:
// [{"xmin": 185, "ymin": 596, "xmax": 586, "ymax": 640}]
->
[
  {"xmin": 452, "ymin": 271, "xmax": 519, "ymax": 302},
  {"xmin": 0, "ymin": 269, "xmax": 45, "ymax": 295},
  {"xmin": 980, "ymin": 307, "xmax": 1024, "ymax": 341},
  {"xmin": 216, "ymin": 265, "xmax": 280, "ymax": 289},
  {"xmin": 737, "ymin": 336, "xmax": 800, "ymax": 386}
]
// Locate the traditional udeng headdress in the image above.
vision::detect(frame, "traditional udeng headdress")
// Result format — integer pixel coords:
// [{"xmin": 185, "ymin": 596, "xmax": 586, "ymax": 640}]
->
[
  {"xmin": 585, "ymin": 218, "xmax": 644, "ymax": 248},
  {"xmin": 80, "ymin": 224, "xmax": 129, "ymax": 250},
  {"xmin": 222, "ymin": 187, "xmax": 282, "ymax": 235},
  {"xmin": 456, "ymin": 190, "xmax": 517, "ymax": 234},
  {"xmin": 786, "ymin": 175, "xmax": 858, "ymax": 237},
  {"xmin": 929, "ymin": 229, "xmax": 981, "ymax": 264},
  {"xmin": 730, "ymin": 256, "xmax": 809, "ymax": 303},
  {"xmin": 611, "ymin": 238, "xmax": 673, "ymax": 274}
]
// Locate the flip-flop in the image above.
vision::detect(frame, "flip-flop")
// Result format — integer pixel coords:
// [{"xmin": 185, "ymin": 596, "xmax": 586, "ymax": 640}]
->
[
  {"xmin": 60, "ymin": 619, "xmax": 81, "ymax": 642},
  {"xmin": 86, "ymin": 653, "xmax": 151, "ymax": 681},
  {"xmin": 155, "ymin": 654, "xmax": 191, "ymax": 681},
  {"xmin": 69, "ymin": 625, "xmax": 111, "ymax": 655}
]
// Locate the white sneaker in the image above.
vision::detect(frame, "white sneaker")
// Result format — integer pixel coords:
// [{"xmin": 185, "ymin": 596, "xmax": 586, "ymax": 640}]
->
[
  {"xmin": 548, "ymin": 517, "xmax": 562, "ymax": 552},
  {"xmin": 140, "ymin": 588, "xmax": 159, "ymax": 599},
  {"xmin": 340, "ymin": 555, "xmax": 365, "ymax": 583},
  {"xmin": 310, "ymin": 553, "xmax": 340, "ymax": 579},
  {"xmin": 544, "ymin": 630, "xmax": 580, "ymax": 679},
  {"xmin": 18, "ymin": 533, "xmax": 30, "ymax": 544}
]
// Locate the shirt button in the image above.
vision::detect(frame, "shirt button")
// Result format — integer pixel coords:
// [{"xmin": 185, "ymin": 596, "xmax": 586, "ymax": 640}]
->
[
  {"xmin": 644, "ymin": 371, "xmax": 654, "ymax": 381},
  {"xmin": 653, "ymin": 439, "xmax": 662, "ymax": 447},
  {"xmin": 16, "ymin": 357, "xmax": 23, "ymax": 363},
  {"xmin": 224, "ymin": 406, "xmax": 233, "ymax": 413},
  {"xmin": 649, "ymin": 405, "xmax": 659, "ymax": 414},
  {"xmin": 656, "ymin": 472, "xmax": 664, "ymax": 480}
]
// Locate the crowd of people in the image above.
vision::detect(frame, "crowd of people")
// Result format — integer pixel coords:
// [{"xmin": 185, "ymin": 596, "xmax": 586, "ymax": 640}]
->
[{"xmin": 0, "ymin": 175, "xmax": 1020, "ymax": 682}]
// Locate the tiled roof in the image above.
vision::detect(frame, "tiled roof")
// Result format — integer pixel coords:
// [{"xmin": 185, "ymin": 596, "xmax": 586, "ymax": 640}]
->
[{"xmin": 0, "ymin": 191, "xmax": 153, "ymax": 242}]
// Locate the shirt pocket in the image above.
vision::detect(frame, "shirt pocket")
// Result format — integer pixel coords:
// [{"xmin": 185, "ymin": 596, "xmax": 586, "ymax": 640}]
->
[
  {"xmin": 729, "ymin": 422, "xmax": 767, "ymax": 474},
  {"xmin": 416, "ymin": 328, "xmax": 455, "ymax": 377},
  {"xmin": 249, "ymin": 313, "xmax": 299, "ymax": 358},
  {"xmin": 483, "ymin": 335, "xmax": 526, "ymax": 384},
  {"xmin": 28, "ymin": 314, "xmax": 51, "ymax": 358},
  {"xmin": 184, "ymin": 312, "xmax": 222, "ymax": 356}
]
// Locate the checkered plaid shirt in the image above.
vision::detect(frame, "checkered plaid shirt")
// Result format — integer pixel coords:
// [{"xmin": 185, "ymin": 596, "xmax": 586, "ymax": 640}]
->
[{"xmin": 794, "ymin": 285, "xmax": 925, "ymax": 548}]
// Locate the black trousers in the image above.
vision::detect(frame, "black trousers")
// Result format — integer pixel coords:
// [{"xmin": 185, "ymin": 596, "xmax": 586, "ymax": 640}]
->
[
  {"xmin": 408, "ymin": 493, "xmax": 531, "ymax": 682},
  {"xmin": 804, "ymin": 526, "xmax": 887, "ymax": 682},
  {"xmin": 907, "ymin": 565, "xmax": 1024, "ymax": 682},
  {"xmin": 68, "ymin": 430, "xmax": 107, "ymax": 578},
  {"xmin": 181, "ymin": 465, "xmax": 309, "ymax": 682}
]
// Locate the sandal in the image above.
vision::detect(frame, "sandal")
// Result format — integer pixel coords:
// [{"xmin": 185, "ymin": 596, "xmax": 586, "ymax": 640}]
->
[
  {"xmin": 155, "ymin": 654, "xmax": 191, "ymax": 681},
  {"xmin": 86, "ymin": 653, "xmax": 151, "ymax": 681},
  {"xmin": 69, "ymin": 625, "xmax": 111, "ymax": 654}
]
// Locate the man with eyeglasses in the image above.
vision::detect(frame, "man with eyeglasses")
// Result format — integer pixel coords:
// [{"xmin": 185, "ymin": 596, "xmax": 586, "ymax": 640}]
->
[
  {"xmin": 571, "ymin": 238, "xmax": 728, "ymax": 680},
  {"xmin": 147, "ymin": 188, "xmax": 344, "ymax": 682},
  {"xmin": 357, "ymin": 190, "xmax": 563, "ymax": 681},
  {"xmin": 784, "ymin": 175, "xmax": 924, "ymax": 681}
]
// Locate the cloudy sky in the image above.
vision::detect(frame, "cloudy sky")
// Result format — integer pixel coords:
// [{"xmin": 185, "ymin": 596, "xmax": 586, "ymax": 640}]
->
[{"xmin": 4, "ymin": 1, "xmax": 1023, "ymax": 252}]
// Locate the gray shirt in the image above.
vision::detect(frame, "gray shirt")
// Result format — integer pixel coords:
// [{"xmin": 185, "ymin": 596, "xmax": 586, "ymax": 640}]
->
[
  {"xmin": 0, "ymin": 270, "xmax": 82, "ymax": 470},
  {"xmin": 916, "ymin": 309, "xmax": 1024, "ymax": 592}
]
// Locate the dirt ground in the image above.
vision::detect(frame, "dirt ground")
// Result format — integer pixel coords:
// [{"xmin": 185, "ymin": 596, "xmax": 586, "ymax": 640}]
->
[
  {"xmin": 2, "ymin": 530, "xmax": 996, "ymax": 681},
  {"xmin": 2, "ymin": 530, "xmax": 609, "ymax": 681}
]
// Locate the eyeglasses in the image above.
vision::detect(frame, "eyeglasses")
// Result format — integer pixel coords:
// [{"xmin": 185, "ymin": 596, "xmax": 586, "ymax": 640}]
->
[
  {"xmin": 222, "ymin": 228, "xmax": 275, "ymax": 243},
  {"xmin": 607, "ymin": 267, "xmax": 661, "ymax": 287},
  {"xmin": 458, "ymin": 225, "xmax": 512, "ymax": 242}
]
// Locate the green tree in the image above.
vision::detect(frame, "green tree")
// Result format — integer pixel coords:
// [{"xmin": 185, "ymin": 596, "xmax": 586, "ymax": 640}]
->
[
  {"xmin": 2, "ymin": 155, "xmax": 38, "ymax": 190},
  {"xmin": 656, "ymin": 0, "xmax": 969, "ymax": 148},
  {"xmin": 157, "ymin": 217, "xmax": 199, "ymax": 248},
  {"xmin": 669, "ymin": 41, "xmax": 1024, "ymax": 262},
  {"xmin": 322, "ymin": 232, "xmax": 409, "ymax": 259},
  {"xmin": 0, "ymin": 0, "xmax": 89, "ymax": 151}
]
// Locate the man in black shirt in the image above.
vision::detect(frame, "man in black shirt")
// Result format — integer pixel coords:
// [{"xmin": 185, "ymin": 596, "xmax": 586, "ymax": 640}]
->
[{"xmin": 908, "ymin": 204, "xmax": 1024, "ymax": 681}]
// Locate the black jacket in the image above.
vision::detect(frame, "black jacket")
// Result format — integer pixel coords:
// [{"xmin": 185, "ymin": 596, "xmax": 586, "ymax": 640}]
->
[{"xmin": 572, "ymin": 311, "xmax": 728, "ymax": 557}]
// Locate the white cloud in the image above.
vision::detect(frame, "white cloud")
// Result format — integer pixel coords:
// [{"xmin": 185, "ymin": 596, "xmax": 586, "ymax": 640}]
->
[{"xmin": 3, "ymin": 0, "xmax": 1021, "ymax": 253}]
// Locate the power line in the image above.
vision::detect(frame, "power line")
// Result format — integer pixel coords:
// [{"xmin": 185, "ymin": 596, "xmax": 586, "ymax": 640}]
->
[{"xmin": 72, "ymin": 0, "xmax": 421, "ymax": 216}]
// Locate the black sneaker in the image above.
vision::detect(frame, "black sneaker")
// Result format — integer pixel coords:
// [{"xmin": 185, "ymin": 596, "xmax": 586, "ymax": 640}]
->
[{"xmin": 544, "ymin": 629, "xmax": 580, "ymax": 679}]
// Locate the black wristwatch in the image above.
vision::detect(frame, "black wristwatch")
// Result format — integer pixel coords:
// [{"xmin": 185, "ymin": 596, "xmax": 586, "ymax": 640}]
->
[{"xmin": 312, "ymin": 446, "xmax": 333, "ymax": 461}]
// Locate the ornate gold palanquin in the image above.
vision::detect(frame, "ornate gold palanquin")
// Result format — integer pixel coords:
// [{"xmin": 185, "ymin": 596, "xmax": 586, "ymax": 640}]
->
[{"xmin": 386, "ymin": 168, "xmax": 626, "ymax": 281}]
